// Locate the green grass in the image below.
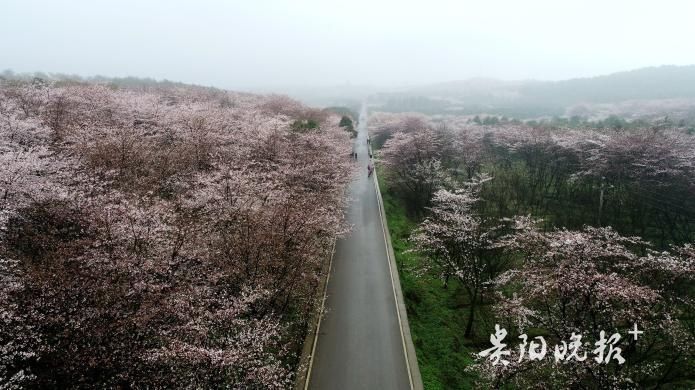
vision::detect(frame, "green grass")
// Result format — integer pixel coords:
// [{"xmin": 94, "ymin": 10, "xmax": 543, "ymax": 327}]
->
[{"xmin": 378, "ymin": 175, "xmax": 479, "ymax": 389}]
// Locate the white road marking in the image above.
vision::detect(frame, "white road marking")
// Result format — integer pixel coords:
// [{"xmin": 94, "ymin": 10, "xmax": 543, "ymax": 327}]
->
[
  {"xmin": 304, "ymin": 239, "xmax": 336, "ymax": 390},
  {"xmin": 372, "ymin": 156, "xmax": 415, "ymax": 390}
]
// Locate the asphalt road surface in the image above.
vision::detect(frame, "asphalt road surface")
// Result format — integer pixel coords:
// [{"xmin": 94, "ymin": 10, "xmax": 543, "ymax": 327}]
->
[{"xmin": 307, "ymin": 105, "xmax": 411, "ymax": 390}]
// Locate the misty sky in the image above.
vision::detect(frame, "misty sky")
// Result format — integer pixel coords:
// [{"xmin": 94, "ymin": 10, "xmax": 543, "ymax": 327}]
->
[{"xmin": 2, "ymin": 0, "xmax": 695, "ymax": 89}]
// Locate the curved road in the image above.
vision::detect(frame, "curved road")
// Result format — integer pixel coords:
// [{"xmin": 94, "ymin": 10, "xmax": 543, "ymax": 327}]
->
[{"xmin": 307, "ymin": 105, "xmax": 412, "ymax": 389}]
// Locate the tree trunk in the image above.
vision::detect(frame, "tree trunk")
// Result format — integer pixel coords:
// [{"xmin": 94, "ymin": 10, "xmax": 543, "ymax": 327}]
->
[{"xmin": 464, "ymin": 292, "xmax": 477, "ymax": 338}]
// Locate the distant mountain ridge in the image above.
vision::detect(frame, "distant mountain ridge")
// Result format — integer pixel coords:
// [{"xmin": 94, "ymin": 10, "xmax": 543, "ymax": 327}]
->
[
  {"xmin": 521, "ymin": 65, "xmax": 695, "ymax": 104},
  {"xmin": 375, "ymin": 65, "xmax": 695, "ymax": 118}
]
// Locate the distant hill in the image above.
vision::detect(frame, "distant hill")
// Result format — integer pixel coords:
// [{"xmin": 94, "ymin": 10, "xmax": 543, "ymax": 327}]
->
[
  {"xmin": 521, "ymin": 65, "xmax": 695, "ymax": 104},
  {"xmin": 372, "ymin": 65, "xmax": 695, "ymax": 119}
]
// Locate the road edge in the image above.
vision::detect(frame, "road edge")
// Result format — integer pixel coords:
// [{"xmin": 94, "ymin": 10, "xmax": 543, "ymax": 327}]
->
[
  {"xmin": 294, "ymin": 239, "xmax": 336, "ymax": 390},
  {"xmin": 372, "ymin": 168, "xmax": 425, "ymax": 390}
]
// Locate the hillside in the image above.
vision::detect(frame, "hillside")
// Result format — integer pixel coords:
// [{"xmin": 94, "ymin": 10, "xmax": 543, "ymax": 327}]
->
[
  {"xmin": 373, "ymin": 65, "xmax": 695, "ymax": 119},
  {"xmin": 0, "ymin": 78, "xmax": 353, "ymax": 388}
]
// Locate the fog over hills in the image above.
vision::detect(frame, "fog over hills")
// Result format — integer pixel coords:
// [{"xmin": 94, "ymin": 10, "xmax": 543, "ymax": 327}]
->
[
  {"xmin": 370, "ymin": 65, "xmax": 695, "ymax": 119},
  {"xmin": 3, "ymin": 64, "xmax": 695, "ymax": 121}
]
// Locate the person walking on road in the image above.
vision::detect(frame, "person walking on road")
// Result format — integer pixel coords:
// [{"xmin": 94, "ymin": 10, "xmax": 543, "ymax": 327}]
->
[{"xmin": 367, "ymin": 162, "xmax": 374, "ymax": 177}]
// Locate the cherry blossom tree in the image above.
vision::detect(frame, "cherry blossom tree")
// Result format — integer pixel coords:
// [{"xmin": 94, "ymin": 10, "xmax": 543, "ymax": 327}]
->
[
  {"xmin": 477, "ymin": 216, "xmax": 695, "ymax": 388},
  {"xmin": 0, "ymin": 79, "xmax": 353, "ymax": 388},
  {"xmin": 380, "ymin": 128, "xmax": 449, "ymax": 211},
  {"xmin": 372, "ymin": 109, "xmax": 695, "ymax": 387},
  {"xmin": 368, "ymin": 111, "xmax": 429, "ymax": 147},
  {"xmin": 409, "ymin": 174, "xmax": 509, "ymax": 337}
]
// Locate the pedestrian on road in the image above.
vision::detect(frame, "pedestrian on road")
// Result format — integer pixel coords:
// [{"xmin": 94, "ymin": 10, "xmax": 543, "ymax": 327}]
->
[{"xmin": 367, "ymin": 163, "xmax": 374, "ymax": 177}]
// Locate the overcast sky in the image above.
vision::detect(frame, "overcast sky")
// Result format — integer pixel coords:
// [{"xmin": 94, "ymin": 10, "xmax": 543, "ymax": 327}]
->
[{"xmin": 2, "ymin": 0, "xmax": 695, "ymax": 89}]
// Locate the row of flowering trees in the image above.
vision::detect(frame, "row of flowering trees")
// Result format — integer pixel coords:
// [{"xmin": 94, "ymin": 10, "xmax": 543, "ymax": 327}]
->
[
  {"xmin": 373, "ymin": 112, "xmax": 695, "ymax": 387},
  {"xmin": 0, "ymin": 79, "xmax": 352, "ymax": 388},
  {"xmin": 372, "ymin": 112, "xmax": 695, "ymax": 246}
]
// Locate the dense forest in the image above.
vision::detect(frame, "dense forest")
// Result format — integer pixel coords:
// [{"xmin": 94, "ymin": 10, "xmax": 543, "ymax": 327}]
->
[
  {"xmin": 0, "ymin": 78, "xmax": 354, "ymax": 388},
  {"xmin": 371, "ymin": 111, "xmax": 695, "ymax": 388},
  {"xmin": 3, "ymin": 0, "xmax": 695, "ymax": 388}
]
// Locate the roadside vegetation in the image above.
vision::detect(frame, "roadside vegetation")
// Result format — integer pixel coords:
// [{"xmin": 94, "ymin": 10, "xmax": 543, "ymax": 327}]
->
[
  {"xmin": 325, "ymin": 106, "xmax": 359, "ymax": 138},
  {"xmin": 372, "ymin": 111, "xmax": 695, "ymax": 388},
  {"xmin": 0, "ymin": 78, "xmax": 353, "ymax": 388},
  {"xmin": 379, "ymin": 175, "xmax": 478, "ymax": 389}
]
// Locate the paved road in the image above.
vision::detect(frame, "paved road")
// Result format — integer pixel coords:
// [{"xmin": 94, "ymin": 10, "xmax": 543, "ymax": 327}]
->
[{"xmin": 308, "ymin": 105, "xmax": 411, "ymax": 390}]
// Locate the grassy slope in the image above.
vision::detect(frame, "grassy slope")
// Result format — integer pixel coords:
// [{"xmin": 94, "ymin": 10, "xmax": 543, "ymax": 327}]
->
[{"xmin": 378, "ymin": 175, "xmax": 478, "ymax": 389}]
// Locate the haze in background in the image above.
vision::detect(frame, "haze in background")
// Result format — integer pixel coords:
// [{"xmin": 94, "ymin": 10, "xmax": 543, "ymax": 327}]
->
[{"xmin": 2, "ymin": 0, "xmax": 695, "ymax": 90}]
